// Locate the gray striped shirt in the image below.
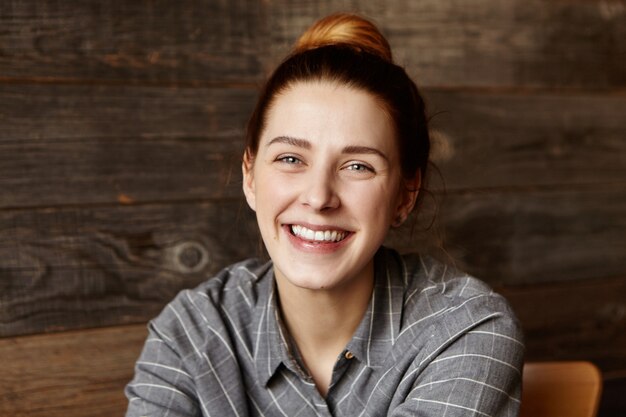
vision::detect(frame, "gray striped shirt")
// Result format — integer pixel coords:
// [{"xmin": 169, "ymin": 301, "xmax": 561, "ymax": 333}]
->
[{"xmin": 126, "ymin": 247, "xmax": 524, "ymax": 416}]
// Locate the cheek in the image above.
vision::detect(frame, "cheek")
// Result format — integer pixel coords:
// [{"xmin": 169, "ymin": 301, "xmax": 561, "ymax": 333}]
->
[
  {"xmin": 343, "ymin": 181, "xmax": 398, "ymax": 222},
  {"xmin": 254, "ymin": 173, "xmax": 295, "ymax": 213}
]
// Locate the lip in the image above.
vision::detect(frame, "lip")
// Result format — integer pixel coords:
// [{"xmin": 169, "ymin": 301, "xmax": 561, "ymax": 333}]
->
[{"xmin": 282, "ymin": 223, "xmax": 353, "ymax": 254}]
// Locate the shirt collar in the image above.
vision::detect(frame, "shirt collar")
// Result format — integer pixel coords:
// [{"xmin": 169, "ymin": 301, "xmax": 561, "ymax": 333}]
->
[
  {"xmin": 253, "ymin": 247, "xmax": 405, "ymax": 385},
  {"xmin": 345, "ymin": 247, "xmax": 404, "ymax": 368},
  {"xmin": 253, "ymin": 266, "xmax": 291, "ymax": 387}
]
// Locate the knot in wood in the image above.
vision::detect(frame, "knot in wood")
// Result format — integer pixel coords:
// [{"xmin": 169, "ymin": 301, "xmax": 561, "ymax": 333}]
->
[{"xmin": 172, "ymin": 241, "xmax": 209, "ymax": 273}]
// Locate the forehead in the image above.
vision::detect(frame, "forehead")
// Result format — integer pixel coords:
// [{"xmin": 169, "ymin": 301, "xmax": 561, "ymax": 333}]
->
[{"xmin": 262, "ymin": 81, "xmax": 396, "ymax": 150}]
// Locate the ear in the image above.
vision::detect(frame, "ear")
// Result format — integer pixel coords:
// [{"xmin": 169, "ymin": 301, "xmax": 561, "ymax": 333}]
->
[
  {"xmin": 393, "ymin": 172, "xmax": 421, "ymax": 227},
  {"xmin": 242, "ymin": 151, "xmax": 256, "ymax": 211}
]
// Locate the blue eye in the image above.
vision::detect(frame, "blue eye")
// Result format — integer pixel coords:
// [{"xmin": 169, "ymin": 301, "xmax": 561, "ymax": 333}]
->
[
  {"xmin": 277, "ymin": 155, "xmax": 301, "ymax": 164},
  {"xmin": 346, "ymin": 163, "xmax": 373, "ymax": 172}
]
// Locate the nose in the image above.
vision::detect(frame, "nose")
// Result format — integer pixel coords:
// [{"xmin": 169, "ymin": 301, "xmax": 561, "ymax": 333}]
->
[{"xmin": 300, "ymin": 168, "xmax": 340, "ymax": 211}]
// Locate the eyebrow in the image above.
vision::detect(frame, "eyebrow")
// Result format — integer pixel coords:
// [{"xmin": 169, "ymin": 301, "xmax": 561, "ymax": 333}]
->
[
  {"xmin": 341, "ymin": 145, "xmax": 389, "ymax": 163},
  {"xmin": 267, "ymin": 136, "xmax": 311, "ymax": 149},
  {"xmin": 267, "ymin": 136, "xmax": 389, "ymax": 162}
]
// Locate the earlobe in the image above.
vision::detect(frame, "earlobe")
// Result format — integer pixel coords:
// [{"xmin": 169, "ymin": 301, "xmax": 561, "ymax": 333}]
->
[
  {"xmin": 242, "ymin": 152, "xmax": 256, "ymax": 211},
  {"xmin": 393, "ymin": 173, "xmax": 421, "ymax": 227}
]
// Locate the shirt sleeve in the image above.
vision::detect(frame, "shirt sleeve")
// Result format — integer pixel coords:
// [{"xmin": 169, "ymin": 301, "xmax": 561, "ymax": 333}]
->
[
  {"xmin": 391, "ymin": 295, "xmax": 525, "ymax": 417},
  {"xmin": 125, "ymin": 319, "xmax": 202, "ymax": 417}
]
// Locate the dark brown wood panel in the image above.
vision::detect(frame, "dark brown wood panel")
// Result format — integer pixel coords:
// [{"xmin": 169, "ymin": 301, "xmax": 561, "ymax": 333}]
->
[
  {"xmin": 599, "ymin": 378, "xmax": 626, "ymax": 417},
  {"xmin": 0, "ymin": 84, "xmax": 256, "ymax": 208},
  {"xmin": 0, "ymin": 324, "xmax": 146, "ymax": 417},
  {"xmin": 0, "ymin": 84, "xmax": 256, "ymax": 141},
  {"xmin": 2, "ymin": 0, "xmax": 624, "ymax": 88},
  {"xmin": 0, "ymin": 0, "xmax": 267, "ymax": 84},
  {"xmin": 389, "ymin": 184, "xmax": 626, "ymax": 286},
  {"xmin": 500, "ymin": 276, "xmax": 626, "ymax": 417},
  {"xmin": 500, "ymin": 276, "xmax": 626, "ymax": 372},
  {"xmin": 264, "ymin": 0, "xmax": 626, "ymax": 88},
  {"xmin": 3, "ymin": 85, "xmax": 625, "ymax": 209},
  {"xmin": 425, "ymin": 90, "xmax": 626, "ymax": 190},
  {"xmin": 0, "ymin": 200, "xmax": 259, "ymax": 337},
  {"xmin": 3, "ymin": 184, "xmax": 623, "ymax": 337}
]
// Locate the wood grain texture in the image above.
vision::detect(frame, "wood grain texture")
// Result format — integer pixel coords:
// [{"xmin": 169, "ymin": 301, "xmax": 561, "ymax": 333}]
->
[
  {"xmin": 0, "ymin": 84, "xmax": 256, "ymax": 208},
  {"xmin": 264, "ymin": 0, "xmax": 626, "ymax": 88},
  {"xmin": 389, "ymin": 184, "xmax": 626, "ymax": 286},
  {"xmin": 500, "ymin": 276, "xmax": 626, "ymax": 372},
  {"xmin": 0, "ymin": 0, "xmax": 267, "ymax": 84},
  {"xmin": 599, "ymin": 377, "xmax": 626, "ymax": 417},
  {"xmin": 426, "ymin": 91, "xmax": 626, "ymax": 190},
  {"xmin": 0, "ymin": 324, "xmax": 146, "ymax": 417},
  {"xmin": 2, "ymin": 185, "xmax": 624, "ymax": 337},
  {"xmin": 3, "ymin": 85, "xmax": 625, "ymax": 209},
  {"xmin": 503, "ymin": 278, "xmax": 626, "ymax": 417},
  {"xmin": 0, "ymin": 200, "xmax": 259, "ymax": 337},
  {"xmin": 1, "ymin": 0, "xmax": 624, "ymax": 88}
]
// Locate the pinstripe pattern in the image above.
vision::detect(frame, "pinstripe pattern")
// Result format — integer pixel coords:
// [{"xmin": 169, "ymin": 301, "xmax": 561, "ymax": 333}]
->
[{"xmin": 126, "ymin": 247, "xmax": 524, "ymax": 416}]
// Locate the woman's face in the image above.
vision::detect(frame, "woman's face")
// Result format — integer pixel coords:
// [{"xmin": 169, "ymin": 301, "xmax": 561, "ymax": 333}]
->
[{"xmin": 243, "ymin": 81, "xmax": 417, "ymax": 293}]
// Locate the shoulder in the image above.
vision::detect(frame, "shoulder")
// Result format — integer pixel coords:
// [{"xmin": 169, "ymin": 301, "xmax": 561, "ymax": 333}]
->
[
  {"xmin": 147, "ymin": 258, "xmax": 272, "ymax": 358},
  {"xmin": 167, "ymin": 257, "xmax": 270, "ymax": 314},
  {"xmin": 190, "ymin": 257, "xmax": 272, "ymax": 305},
  {"xmin": 128, "ymin": 259, "xmax": 269, "ymax": 414},
  {"xmin": 382, "ymin": 251, "xmax": 525, "ymax": 414},
  {"xmin": 384, "ymin": 248, "xmax": 522, "ymax": 343},
  {"xmin": 400, "ymin": 250, "xmax": 515, "ymax": 312}
]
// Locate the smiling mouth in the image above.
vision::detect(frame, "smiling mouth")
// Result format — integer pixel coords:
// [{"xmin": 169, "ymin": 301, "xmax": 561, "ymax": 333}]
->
[{"xmin": 290, "ymin": 225, "xmax": 348, "ymax": 242}]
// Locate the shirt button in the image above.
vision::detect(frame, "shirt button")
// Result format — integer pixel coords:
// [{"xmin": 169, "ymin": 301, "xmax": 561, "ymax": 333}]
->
[{"xmin": 344, "ymin": 351, "xmax": 354, "ymax": 360}]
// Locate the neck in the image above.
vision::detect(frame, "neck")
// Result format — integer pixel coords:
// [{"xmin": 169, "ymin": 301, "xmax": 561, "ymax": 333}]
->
[
  {"xmin": 274, "ymin": 265, "xmax": 374, "ymax": 396},
  {"xmin": 276, "ymin": 267, "xmax": 373, "ymax": 345}
]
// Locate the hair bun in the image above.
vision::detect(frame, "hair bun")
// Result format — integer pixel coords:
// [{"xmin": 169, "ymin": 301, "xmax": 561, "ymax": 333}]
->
[{"xmin": 294, "ymin": 13, "xmax": 392, "ymax": 62}]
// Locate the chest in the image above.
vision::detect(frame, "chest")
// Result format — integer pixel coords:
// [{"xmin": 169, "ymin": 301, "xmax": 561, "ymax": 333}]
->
[{"xmin": 240, "ymin": 346, "xmax": 421, "ymax": 417}]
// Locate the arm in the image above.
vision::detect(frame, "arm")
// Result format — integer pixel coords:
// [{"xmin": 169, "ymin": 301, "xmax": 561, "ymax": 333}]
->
[
  {"xmin": 125, "ymin": 286, "xmax": 249, "ymax": 417},
  {"xmin": 393, "ymin": 301, "xmax": 524, "ymax": 416},
  {"xmin": 125, "ymin": 320, "xmax": 201, "ymax": 417}
]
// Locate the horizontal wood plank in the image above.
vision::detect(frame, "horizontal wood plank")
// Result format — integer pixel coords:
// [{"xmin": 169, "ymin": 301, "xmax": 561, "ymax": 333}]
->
[
  {"xmin": 2, "ymin": 184, "xmax": 624, "ymax": 336},
  {"xmin": 263, "ymin": 0, "xmax": 626, "ymax": 88},
  {"xmin": 599, "ymin": 377, "xmax": 626, "ymax": 417},
  {"xmin": 441, "ymin": 186, "xmax": 626, "ymax": 286},
  {"xmin": 0, "ymin": 200, "xmax": 260, "ymax": 337},
  {"xmin": 0, "ymin": 324, "xmax": 146, "ymax": 417},
  {"xmin": 0, "ymin": 84, "xmax": 256, "ymax": 141},
  {"xmin": 426, "ymin": 91, "xmax": 626, "ymax": 190},
  {"xmin": 2, "ymin": 85, "xmax": 625, "ymax": 209},
  {"xmin": 499, "ymin": 276, "xmax": 626, "ymax": 373},
  {"xmin": 391, "ymin": 184, "xmax": 626, "ymax": 286},
  {"xmin": 1, "ymin": 0, "xmax": 624, "ymax": 88},
  {"xmin": 501, "ymin": 276, "xmax": 626, "ymax": 416},
  {"xmin": 0, "ymin": 0, "xmax": 267, "ymax": 84},
  {"xmin": 0, "ymin": 84, "xmax": 256, "ymax": 208}
]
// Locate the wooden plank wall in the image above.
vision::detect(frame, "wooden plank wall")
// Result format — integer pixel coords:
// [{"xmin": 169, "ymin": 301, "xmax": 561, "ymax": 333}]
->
[{"xmin": 1, "ymin": 0, "xmax": 624, "ymax": 415}]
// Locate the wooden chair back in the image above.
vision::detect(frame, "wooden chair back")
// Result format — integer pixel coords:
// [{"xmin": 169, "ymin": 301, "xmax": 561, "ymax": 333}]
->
[{"xmin": 520, "ymin": 361, "xmax": 602, "ymax": 417}]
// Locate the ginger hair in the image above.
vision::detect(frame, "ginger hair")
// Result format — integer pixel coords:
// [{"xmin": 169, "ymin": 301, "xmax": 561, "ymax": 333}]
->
[{"xmin": 294, "ymin": 13, "xmax": 392, "ymax": 62}]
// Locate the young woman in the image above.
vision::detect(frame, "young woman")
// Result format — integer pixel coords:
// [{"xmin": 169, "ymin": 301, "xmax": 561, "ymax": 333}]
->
[{"xmin": 126, "ymin": 13, "xmax": 524, "ymax": 417}]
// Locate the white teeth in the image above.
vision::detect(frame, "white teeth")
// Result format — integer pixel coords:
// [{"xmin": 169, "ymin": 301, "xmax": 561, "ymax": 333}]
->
[{"xmin": 291, "ymin": 225, "xmax": 346, "ymax": 242}]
